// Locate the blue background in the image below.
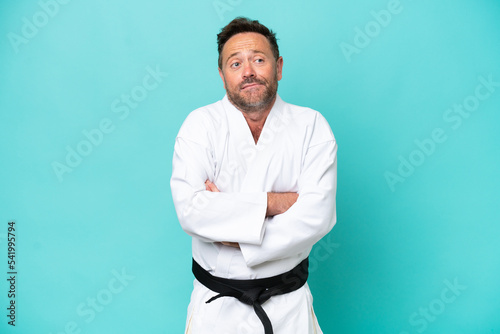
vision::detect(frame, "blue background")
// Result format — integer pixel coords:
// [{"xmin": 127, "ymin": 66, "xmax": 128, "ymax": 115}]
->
[{"xmin": 1, "ymin": 0, "xmax": 499, "ymax": 333}]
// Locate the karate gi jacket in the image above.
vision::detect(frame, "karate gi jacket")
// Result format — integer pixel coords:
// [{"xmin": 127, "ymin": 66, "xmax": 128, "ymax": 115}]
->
[{"xmin": 171, "ymin": 94, "xmax": 337, "ymax": 334}]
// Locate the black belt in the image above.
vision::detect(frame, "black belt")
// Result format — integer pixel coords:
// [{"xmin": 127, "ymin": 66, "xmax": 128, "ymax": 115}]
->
[{"xmin": 192, "ymin": 257, "xmax": 309, "ymax": 334}]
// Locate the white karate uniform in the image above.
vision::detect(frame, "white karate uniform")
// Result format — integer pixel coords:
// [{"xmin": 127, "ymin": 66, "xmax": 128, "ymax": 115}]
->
[{"xmin": 170, "ymin": 94, "xmax": 337, "ymax": 334}]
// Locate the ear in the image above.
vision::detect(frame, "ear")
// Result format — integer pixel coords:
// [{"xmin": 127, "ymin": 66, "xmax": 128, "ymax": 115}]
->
[
  {"xmin": 218, "ymin": 67, "xmax": 226, "ymax": 90},
  {"xmin": 276, "ymin": 56, "xmax": 284, "ymax": 81}
]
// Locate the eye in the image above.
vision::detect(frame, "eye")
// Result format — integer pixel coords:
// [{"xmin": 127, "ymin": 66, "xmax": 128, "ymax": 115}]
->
[
  {"xmin": 230, "ymin": 62, "xmax": 240, "ymax": 69},
  {"xmin": 255, "ymin": 58, "xmax": 264, "ymax": 63}
]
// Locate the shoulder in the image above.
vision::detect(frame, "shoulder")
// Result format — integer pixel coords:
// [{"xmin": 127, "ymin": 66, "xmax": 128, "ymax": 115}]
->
[
  {"xmin": 182, "ymin": 99, "xmax": 224, "ymax": 128},
  {"xmin": 281, "ymin": 99, "xmax": 335, "ymax": 145},
  {"xmin": 176, "ymin": 99, "xmax": 225, "ymax": 141}
]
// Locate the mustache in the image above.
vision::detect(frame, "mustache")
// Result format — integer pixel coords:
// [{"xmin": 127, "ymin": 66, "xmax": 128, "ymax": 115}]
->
[{"xmin": 240, "ymin": 78, "xmax": 266, "ymax": 89}]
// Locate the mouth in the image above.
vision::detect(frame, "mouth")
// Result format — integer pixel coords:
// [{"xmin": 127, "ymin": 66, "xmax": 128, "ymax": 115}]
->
[{"xmin": 241, "ymin": 83, "xmax": 262, "ymax": 90}]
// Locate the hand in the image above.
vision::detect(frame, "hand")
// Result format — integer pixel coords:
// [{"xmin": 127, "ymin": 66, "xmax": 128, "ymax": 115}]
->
[
  {"xmin": 266, "ymin": 192, "xmax": 299, "ymax": 217},
  {"xmin": 205, "ymin": 180, "xmax": 220, "ymax": 192},
  {"xmin": 221, "ymin": 242, "xmax": 240, "ymax": 248}
]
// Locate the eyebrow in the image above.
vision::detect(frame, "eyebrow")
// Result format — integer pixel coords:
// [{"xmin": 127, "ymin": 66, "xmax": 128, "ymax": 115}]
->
[{"xmin": 225, "ymin": 49, "xmax": 266, "ymax": 64}]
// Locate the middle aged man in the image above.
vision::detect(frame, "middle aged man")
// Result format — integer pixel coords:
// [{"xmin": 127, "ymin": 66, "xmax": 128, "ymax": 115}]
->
[{"xmin": 170, "ymin": 17, "xmax": 337, "ymax": 334}]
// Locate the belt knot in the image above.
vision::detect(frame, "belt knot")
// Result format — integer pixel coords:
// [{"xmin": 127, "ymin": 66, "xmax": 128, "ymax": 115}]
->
[{"xmin": 240, "ymin": 287, "xmax": 266, "ymax": 305}]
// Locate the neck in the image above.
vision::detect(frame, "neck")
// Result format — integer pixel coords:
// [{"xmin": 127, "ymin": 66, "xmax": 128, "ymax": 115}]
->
[
  {"xmin": 236, "ymin": 95, "xmax": 277, "ymax": 123},
  {"xmin": 239, "ymin": 96, "xmax": 276, "ymax": 144}
]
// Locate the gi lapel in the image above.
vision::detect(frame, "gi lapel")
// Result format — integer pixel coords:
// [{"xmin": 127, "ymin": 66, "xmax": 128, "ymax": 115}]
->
[{"xmin": 221, "ymin": 95, "xmax": 286, "ymax": 193}]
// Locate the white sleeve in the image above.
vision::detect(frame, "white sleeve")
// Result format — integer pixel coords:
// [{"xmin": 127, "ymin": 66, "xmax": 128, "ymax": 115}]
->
[
  {"xmin": 170, "ymin": 133, "xmax": 267, "ymax": 245},
  {"xmin": 240, "ymin": 139, "xmax": 338, "ymax": 267}
]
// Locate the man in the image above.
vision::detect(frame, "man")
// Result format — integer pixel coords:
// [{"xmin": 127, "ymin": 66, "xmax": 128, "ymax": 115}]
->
[{"xmin": 170, "ymin": 17, "xmax": 337, "ymax": 334}]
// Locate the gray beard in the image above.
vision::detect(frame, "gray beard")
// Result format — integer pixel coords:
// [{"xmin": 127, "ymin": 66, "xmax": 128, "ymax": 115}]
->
[{"xmin": 225, "ymin": 75, "xmax": 278, "ymax": 114}]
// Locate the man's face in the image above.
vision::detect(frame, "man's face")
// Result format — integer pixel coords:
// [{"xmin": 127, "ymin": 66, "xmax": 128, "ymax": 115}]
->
[{"xmin": 219, "ymin": 32, "xmax": 283, "ymax": 113}]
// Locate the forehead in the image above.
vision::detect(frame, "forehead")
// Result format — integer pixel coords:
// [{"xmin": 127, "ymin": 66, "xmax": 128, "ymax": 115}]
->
[{"xmin": 222, "ymin": 32, "xmax": 272, "ymax": 58}]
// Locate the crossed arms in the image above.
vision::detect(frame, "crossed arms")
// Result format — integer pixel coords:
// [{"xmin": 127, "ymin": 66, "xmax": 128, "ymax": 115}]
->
[
  {"xmin": 171, "ymin": 135, "xmax": 337, "ymax": 266},
  {"xmin": 205, "ymin": 179, "xmax": 298, "ymax": 248}
]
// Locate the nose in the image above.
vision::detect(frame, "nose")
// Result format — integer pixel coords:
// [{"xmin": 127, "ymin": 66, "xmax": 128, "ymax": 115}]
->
[{"xmin": 242, "ymin": 61, "xmax": 256, "ymax": 79}]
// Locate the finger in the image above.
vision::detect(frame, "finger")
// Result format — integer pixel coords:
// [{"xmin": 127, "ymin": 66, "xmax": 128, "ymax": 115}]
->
[
  {"xmin": 205, "ymin": 180, "xmax": 215, "ymax": 192},
  {"xmin": 205, "ymin": 180, "xmax": 220, "ymax": 192},
  {"xmin": 221, "ymin": 242, "xmax": 239, "ymax": 248}
]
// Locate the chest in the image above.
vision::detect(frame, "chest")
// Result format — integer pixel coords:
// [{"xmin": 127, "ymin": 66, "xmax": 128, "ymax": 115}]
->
[{"xmin": 212, "ymin": 122, "xmax": 306, "ymax": 193}]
